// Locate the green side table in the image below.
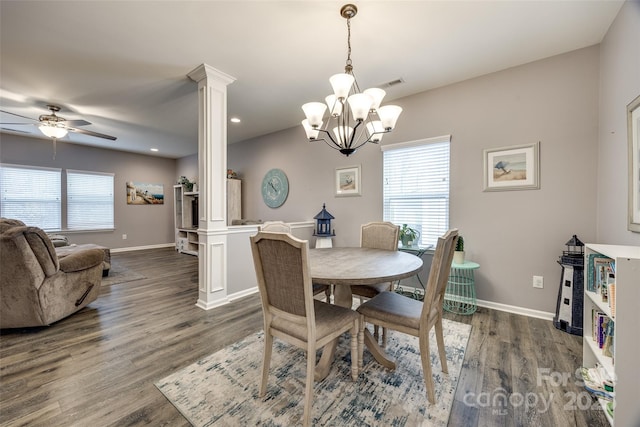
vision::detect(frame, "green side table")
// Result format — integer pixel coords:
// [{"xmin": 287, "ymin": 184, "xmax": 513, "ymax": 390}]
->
[{"xmin": 444, "ymin": 260, "xmax": 479, "ymax": 315}]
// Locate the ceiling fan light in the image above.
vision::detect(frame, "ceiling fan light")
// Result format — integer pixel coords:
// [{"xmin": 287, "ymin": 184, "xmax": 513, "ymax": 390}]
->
[
  {"xmin": 363, "ymin": 88, "xmax": 386, "ymax": 110},
  {"xmin": 302, "ymin": 102, "xmax": 327, "ymax": 128},
  {"xmin": 329, "ymin": 73, "xmax": 355, "ymax": 99},
  {"xmin": 39, "ymin": 124, "xmax": 68, "ymax": 139},
  {"xmin": 377, "ymin": 105, "xmax": 403, "ymax": 130},
  {"xmin": 347, "ymin": 93, "xmax": 373, "ymax": 121}
]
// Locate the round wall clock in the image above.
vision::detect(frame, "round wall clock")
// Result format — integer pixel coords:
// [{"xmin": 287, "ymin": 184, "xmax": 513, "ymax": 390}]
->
[{"xmin": 261, "ymin": 168, "xmax": 289, "ymax": 208}]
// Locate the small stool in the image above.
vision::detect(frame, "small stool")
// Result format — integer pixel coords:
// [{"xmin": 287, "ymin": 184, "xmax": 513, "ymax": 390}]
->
[{"xmin": 444, "ymin": 260, "xmax": 479, "ymax": 315}]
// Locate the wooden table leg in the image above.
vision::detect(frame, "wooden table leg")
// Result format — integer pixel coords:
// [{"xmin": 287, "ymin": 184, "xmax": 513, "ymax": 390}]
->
[
  {"xmin": 314, "ymin": 285, "xmax": 353, "ymax": 381},
  {"xmin": 363, "ymin": 328, "xmax": 396, "ymax": 370}
]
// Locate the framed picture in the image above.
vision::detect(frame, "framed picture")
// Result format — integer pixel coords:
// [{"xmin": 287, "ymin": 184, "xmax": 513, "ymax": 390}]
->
[
  {"xmin": 483, "ymin": 142, "xmax": 540, "ymax": 191},
  {"xmin": 335, "ymin": 165, "xmax": 361, "ymax": 197},
  {"xmin": 126, "ymin": 181, "xmax": 164, "ymax": 204},
  {"xmin": 628, "ymin": 94, "xmax": 640, "ymax": 232}
]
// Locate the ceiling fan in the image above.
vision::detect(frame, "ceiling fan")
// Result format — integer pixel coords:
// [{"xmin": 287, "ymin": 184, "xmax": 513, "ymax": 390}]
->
[{"xmin": 0, "ymin": 104, "xmax": 117, "ymax": 141}]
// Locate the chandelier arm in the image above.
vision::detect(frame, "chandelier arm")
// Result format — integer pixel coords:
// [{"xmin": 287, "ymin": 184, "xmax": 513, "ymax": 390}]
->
[{"xmin": 315, "ymin": 128, "xmax": 343, "ymax": 151}]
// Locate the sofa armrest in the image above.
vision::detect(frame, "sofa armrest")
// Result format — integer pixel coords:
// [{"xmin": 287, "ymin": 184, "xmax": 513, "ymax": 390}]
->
[{"xmin": 59, "ymin": 248, "xmax": 104, "ymax": 273}]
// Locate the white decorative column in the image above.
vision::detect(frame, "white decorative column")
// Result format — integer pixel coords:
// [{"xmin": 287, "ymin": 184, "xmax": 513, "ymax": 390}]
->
[{"xmin": 187, "ymin": 64, "xmax": 236, "ymax": 310}]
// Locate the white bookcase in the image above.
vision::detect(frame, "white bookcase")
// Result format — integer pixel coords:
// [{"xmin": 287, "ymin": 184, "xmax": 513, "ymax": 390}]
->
[
  {"xmin": 173, "ymin": 180, "xmax": 242, "ymax": 256},
  {"xmin": 174, "ymin": 185, "xmax": 199, "ymax": 256},
  {"xmin": 582, "ymin": 243, "xmax": 640, "ymax": 426}
]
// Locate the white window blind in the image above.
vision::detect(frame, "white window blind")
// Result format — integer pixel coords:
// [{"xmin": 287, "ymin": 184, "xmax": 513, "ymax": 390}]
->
[
  {"xmin": 0, "ymin": 164, "xmax": 62, "ymax": 231},
  {"xmin": 382, "ymin": 135, "xmax": 450, "ymax": 247},
  {"xmin": 66, "ymin": 170, "xmax": 114, "ymax": 230}
]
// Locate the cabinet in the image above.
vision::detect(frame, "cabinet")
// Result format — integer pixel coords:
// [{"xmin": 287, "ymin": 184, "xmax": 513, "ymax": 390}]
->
[
  {"xmin": 174, "ymin": 185, "xmax": 199, "ymax": 256},
  {"xmin": 173, "ymin": 180, "xmax": 242, "ymax": 256},
  {"xmin": 582, "ymin": 244, "xmax": 640, "ymax": 426}
]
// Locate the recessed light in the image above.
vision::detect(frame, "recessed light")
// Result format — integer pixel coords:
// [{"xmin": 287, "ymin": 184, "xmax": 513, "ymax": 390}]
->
[
  {"xmin": 230, "ymin": 117, "xmax": 241, "ymax": 123},
  {"xmin": 150, "ymin": 148, "xmax": 159, "ymax": 152}
]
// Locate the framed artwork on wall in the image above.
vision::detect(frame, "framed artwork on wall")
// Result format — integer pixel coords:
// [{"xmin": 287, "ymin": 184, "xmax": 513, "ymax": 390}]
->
[
  {"xmin": 483, "ymin": 142, "xmax": 540, "ymax": 191},
  {"xmin": 126, "ymin": 181, "xmax": 164, "ymax": 204},
  {"xmin": 335, "ymin": 165, "xmax": 361, "ymax": 197},
  {"xmin": 628, "ymin": 94, "xmax": 640, "ymax": 232}
]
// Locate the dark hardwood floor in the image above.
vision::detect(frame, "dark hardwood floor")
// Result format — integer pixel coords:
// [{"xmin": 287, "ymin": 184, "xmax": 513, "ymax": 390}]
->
[{"xmin": 0, "ymin": 248, "xmax": 607, "ymax": 426}]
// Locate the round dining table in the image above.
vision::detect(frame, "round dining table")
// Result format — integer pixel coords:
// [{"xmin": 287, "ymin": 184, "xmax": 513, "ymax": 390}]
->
[{"xmin": 308, "ymin": 247, "xmax": 424, "ymax": 379}]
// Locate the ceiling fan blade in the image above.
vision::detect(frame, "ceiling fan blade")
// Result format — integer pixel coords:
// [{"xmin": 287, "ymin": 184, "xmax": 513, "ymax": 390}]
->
[
  {"xmin": 0, "ymin": 109, "xmax": 38, "ymax": 122},
  {"xmin": 1, "ymin": 127, "xmax": 33, "ymax": 134},
  {"xmin": 64, "ymin": 119, "xmax": 91, "ymax": 127},
  {"xmin": 67, "ymin": 126, "xmax": 117, "ymax": 141}
]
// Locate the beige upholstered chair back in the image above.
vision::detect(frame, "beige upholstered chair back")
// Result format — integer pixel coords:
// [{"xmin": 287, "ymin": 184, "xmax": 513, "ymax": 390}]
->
[
  {"xmin": 250, "ymin": 231, "xmax": 313, "ymax": 320},
  {"xmin": 360, "ymin": 222, "xmax": 399, "ymax": 252},
  {"xmin": 420, "ymin": 228, "xmax": 458, "ymax": 323},
  {"xmin": 260, "ymin": 221, "xmax": 291, "ymax": 233}
]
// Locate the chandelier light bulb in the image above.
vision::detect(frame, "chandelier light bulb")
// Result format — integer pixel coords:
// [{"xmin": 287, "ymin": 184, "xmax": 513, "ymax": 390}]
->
[
  {"xmin": 377, "ymin": 105, "xmax": 403, "ymax": 130},
  {"xmin": 325, "ymin": 95, "xmax": 343, "ymax": 117},
  {"xmin": 366, "ymin": 120, "xmax": 385, "ymax": 143},
  {"xmin": 301, "ymin": 119, "xmax": 321, "ymax": 140},
  {"xmin": 329, "ymin": 73, "xmax": 355, "ymax": 99},
  {"xmin": 347, "ymin": 93, "xmax": 373, "ymax": 121},
  {"xmin": 302, "ymin": 102, "xmax": 327, "ymax": 128},
  {"xmin": 363, "ymin": 88, "xmax": 386, "ymax": 111}
]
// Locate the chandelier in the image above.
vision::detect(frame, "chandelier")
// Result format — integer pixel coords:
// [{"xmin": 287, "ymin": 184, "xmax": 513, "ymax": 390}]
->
[{"xmin": 301, "ymin": 4, "xmax": 402, "ymax": 157}]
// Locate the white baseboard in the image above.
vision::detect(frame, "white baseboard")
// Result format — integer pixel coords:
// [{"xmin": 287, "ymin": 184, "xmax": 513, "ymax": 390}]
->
[
  {"xmin": 110, "ymin": 243, "xmax": 175, "ymax": 253},
  {"xmin": 396, "ymin": 285, "xmax": 554, "ymax": 321},
  {"xmin": 476, "ymin": 298, "xmax": 554, "ymax": 321}
]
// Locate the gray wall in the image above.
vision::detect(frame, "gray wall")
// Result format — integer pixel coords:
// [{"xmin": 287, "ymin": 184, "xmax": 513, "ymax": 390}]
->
[
  {"xmin": 0, "ymin": 133, "xmax": 176, "ymax": 249},
  {"xmin": 597, "ymin": 0, "xmax": 640, "ymax": 246},
  {"xmin": 229, "ymin": 45, "xmax": 603, "ymax": 314}
]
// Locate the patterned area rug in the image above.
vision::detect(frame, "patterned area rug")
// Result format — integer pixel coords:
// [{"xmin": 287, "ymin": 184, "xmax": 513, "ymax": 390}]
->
[
  {"xmin": 155, "ymin": 319, "xmax": 471, "ymax": 426},
  {"xmin": 101, "ymin": 261, "xmax": 146, "ymax": 286}
]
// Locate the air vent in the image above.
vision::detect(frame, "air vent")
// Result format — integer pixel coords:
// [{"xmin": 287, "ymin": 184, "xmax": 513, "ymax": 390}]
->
[{"xmin": 379, "ymin": 78, "xmax": 405, "ymax": 88}]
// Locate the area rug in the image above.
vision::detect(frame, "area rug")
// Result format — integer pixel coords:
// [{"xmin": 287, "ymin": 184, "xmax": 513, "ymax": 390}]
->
[
  {"xmin": 101, "ymin": 261, "xmax": 146, "ymax": 286},
  {"xmin": 155, "ymin": 319, "xmax": 471, "ymax": 426}
]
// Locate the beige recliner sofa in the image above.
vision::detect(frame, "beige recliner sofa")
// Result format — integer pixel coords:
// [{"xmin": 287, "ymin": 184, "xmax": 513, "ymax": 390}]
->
[{"xmin": 0, "ymin": 218, "xmax": 104, "ymax": 328}]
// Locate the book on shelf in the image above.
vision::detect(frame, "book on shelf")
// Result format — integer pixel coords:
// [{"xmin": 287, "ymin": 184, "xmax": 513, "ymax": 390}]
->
[
  {"xmin": 608, "ymin": 283, "xmax": 616, "ymax": 318},
  {"xmin": 591, "ymin": 309, "xmax": 615, "ymax": 360},
  {"xmin": 587, "ymin": 254, "xmax": 614, "ymax": 293}
]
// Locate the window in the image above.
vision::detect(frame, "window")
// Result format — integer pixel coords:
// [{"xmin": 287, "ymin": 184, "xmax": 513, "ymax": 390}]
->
[
  {"xmin": 382, "ymin": 135, "xmax": 451, "ymax": 247},
  {"xmin": 0, "ymin": 164, "xmax": 62, "ymax": 231},
  {"xmin": 67, "ymin": 170, "xmax": 114, "ymax": 230}
]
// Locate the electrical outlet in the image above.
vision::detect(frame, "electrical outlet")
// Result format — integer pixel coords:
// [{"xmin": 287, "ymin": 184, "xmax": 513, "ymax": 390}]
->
[
  {"xmin": 533, "ymin": 275, "xmax": 544, "ymax": 288},
  {"xmin": 122, "ymin": 234, "xmax": 127, "ymax": 240}
]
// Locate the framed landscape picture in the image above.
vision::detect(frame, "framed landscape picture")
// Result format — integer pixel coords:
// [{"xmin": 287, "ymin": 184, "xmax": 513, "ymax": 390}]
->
[
  {"xmin": 628, "ymin": 94, "xmax": 640, "ymax": 232},
  {"xmin": 126, "ymin": 181, "xmax": 164, "ymax": 205},
  {"xmin": 483, "ymin": 142, "xmax": 540, "ymax": 191},
  {"xmin": 335, "ymin": 165, "xmax": 361, "ymax": 197}
]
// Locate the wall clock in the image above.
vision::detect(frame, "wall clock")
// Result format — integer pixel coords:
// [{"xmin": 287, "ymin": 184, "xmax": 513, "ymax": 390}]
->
[{"xmin": 261, "ymin": 168, "xmax": 289, "ymax": 208}]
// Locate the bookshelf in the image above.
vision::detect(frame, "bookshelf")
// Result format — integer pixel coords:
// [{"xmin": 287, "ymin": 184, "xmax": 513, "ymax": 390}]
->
[
  {"xmin": 174, "ymin": 185, "xmax": 199, "ymax": 256},
  {"xmin": 583, "ymin": 244, "xmax": 640, "ymax": 426},
  {"xmin": 173, "ymin": 180, "xmax": 242, "ymax": 256}
]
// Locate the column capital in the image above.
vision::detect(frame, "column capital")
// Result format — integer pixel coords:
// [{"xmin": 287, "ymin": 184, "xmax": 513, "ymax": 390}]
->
[{"xmin": 187, "ymin": 63, "xmax": 236, "ymax": 86}]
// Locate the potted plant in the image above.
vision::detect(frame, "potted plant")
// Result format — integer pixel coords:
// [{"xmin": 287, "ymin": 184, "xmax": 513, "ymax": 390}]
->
[
  {"xmin": 399, "ymin": 224, "xmax": 419, "ymax": 247},
  {"xmin": 453, "ymin": 235, "xmax": 465, "ymax": 264}
]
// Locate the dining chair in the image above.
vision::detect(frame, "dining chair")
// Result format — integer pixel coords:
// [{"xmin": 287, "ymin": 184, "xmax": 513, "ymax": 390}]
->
[
  {"xmin": 250, "ymin": 231, "xmax": 361, "ymax": 427},
  {"xmin": 259, "ymin": 221, "xmax": 291, "ymax": 232},
  {"xmin": 356, "ymin": 228, "xmax": 458, "ymax": 404},
  {"xmin": 260, "ymin": 221, "xmax": 332, "ymax": 301},
  {"xmin": 350, "ymin": 221, "xmax": 399, "ymax": 342}
]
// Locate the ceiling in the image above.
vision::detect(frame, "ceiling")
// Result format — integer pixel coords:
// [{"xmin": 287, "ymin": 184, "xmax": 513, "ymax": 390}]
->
[{"xmin": 0, "ymin": 1, "xmax": 624, "ymax": 159}]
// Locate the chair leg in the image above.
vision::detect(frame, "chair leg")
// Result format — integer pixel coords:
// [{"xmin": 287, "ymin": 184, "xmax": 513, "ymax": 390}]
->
[
  {"xmin": 303, "ymin": 343, "xmax": 315, "ymax": 427},
  {"xmin": 358, "ymin": 315, "xmax": 365, "ymax": 372},
  {"xmin": 434, "ymin": 319, "xmax": 448, "ymax": 374},
  {"xmin": 419, "ymin": 332, "xmax": 436, "ymax": 404},
  {"xmin": 260, "ymin": 332, "xmax": 274, "ymax": 397},
  {"xmin": 350, "ymin": 321, "xmax": 359, "ymax": 380}
]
